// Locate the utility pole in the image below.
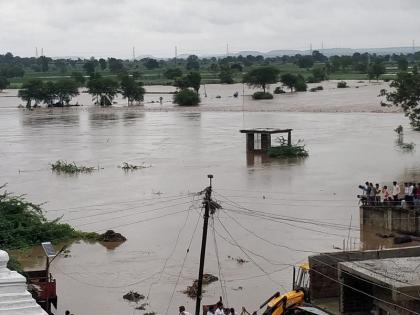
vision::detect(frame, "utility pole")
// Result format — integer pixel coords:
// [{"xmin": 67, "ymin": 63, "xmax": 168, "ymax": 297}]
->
[
  {"xmin": 35, "ymin": 47, "xmax": 38, "ymax": 58},
  {"xmin": 195, "ymin": 175, "xmax": 214, "ymax": 315},
  {"xmin": 132, "ymin": 46, "xmax": 136, "ymax": 61}
]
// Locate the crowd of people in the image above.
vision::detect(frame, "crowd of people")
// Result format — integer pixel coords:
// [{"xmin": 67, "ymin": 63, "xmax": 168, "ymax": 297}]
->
[{"xmin": 359, "ymin": 181, "xmax": 420, "ymax": 207}]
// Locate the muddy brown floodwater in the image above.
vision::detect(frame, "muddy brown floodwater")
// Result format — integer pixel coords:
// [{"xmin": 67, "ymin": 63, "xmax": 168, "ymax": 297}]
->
[{"xmin": 1, "ymin": 82, "xmax": 419, "ymax": 315}]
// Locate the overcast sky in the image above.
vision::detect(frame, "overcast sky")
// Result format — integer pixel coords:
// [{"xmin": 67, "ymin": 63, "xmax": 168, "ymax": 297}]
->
[{"xmin": 1, "ymin": 0, "xmax": 419, "ymax": 58}]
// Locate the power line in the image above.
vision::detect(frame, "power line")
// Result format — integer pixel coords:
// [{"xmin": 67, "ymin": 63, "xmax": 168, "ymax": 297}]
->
[
  {"xmin": 216, "ymin": 216, "xmax": 287, "ymax": 291},
  {"xmin": 165, "ymin": 208, "xmax": 202, "ymax": 315},
  {"xmin": 221, "ymin": 208, "xmax": 420, "ymax": 302},
  {"xmin": 211, "ymin": 216, "xmax": 228, "ymax": 306}
]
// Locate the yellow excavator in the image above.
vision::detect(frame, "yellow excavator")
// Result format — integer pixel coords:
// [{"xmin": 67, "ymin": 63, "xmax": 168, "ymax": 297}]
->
[{"xmin": 251, "ymin": 264, "xmax": 328, "ymax": 315}]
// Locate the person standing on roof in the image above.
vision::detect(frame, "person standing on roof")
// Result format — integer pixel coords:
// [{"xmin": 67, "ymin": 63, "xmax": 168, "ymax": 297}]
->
[{"xmin": 392, "ymin": 181, "xmax": 400, "ymax": 203}]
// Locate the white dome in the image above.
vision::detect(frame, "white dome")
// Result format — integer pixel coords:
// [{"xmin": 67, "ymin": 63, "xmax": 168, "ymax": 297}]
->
[{"xmin": 0, "ymin": 250, "xmax": 9, "ymax": 269}]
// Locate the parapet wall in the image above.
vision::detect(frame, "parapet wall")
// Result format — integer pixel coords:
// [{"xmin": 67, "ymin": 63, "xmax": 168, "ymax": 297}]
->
[
  {"xmin": 308, "ymin": 246, "xmax": 420, "ymax": 300},
  {"xmin": 360, "ymin": 206, "xmax": 420, "ymax": 235}
]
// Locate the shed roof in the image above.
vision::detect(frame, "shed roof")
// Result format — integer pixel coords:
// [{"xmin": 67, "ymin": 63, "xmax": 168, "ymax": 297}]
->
[{"xmin": 239, "ymin": 128, "xmax": 292, "ymax": 134}]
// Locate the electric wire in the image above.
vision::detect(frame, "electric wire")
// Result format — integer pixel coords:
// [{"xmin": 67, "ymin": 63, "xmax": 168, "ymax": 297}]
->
[
  {"xmin": 147, "ymin": 197, "xmax": 198, "ymax": 306},
  {"xmin": 216, "ymin": 216, "xmax": 287, "ymax": 291},
  {"xmin": 164, "ymin": 208, "xmax": 202, "ymax": 315},
  {"xmin": 211, "ymin": 216, "xmax": 228, "ymax": 306},
  {"xmin": 221, "ymin": 207, "xmax": 420, "ymax": 302}
]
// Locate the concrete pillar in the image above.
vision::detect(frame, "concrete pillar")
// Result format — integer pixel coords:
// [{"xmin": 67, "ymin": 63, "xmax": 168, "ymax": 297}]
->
[
  {"xmin": 246, "ymin": 134, "xmax": 254, "ymax": 152},
  {"xmin": 261, "ymin": 133, "xmax": 271, "ymax": 152},
  {"xmin": 0, "ymin": 250, "xmax": 47, "ymax": 314},
  {"xmin": 287, "ymin": 131, "xmax": 291, "ymax": 146}
]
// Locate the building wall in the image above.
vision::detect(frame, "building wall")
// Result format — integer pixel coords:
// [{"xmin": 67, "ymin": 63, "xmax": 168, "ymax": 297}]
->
[{"xmin": 308, "ymin": 246, "xmax": 420, "ymax": 300}]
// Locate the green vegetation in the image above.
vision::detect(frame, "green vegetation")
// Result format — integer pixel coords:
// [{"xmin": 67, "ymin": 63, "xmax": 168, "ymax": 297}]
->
[
  {"xmin": 337, "ymin": 81, "xmax": 348, "ymax": 88},
  {"xmin": 2, "ymin": 50, "xmax": 420, "ymax": 90},
  {"xmin": 86, "ymin": 75, "xmax": 119, "ymax": 106},
  {"xmin": 219, "ymin": 66, "xmax": 234, "ymax": 84},
  {"xmin": 243, "ymin": 66, "xmax": 279, "ymax": 93},
  {"xmin": 51, "ymin": 160, "xmax": 96, "ymax": 174},
  {"xmin": 0, "ymin": 188, "xmax": 98, "ymax": 251},
  {"xmin": 280, "ymin": 73, "xmax": 307, "ymax": 92},
  {"xmin": 381, "ymin": 69, "xmax": 420, "ymax": 130},
  {"xmin": 268, "ymin": 140, "xmax": 309, "ymax": 158},
  {"xmin": 120, "ymin": 75, "xmax": 145, "ymax": 105},
  {"xmin": 273, "ymin": 86, "xmax": 285, "ymax": 94},
  {"xmin": 0, "ymin": 76, "xmax": 9, "ymax": 91},
  {"xmin": 252, "ymin": 91, "xmax": 273, "ymax": 100},
  {"xmin": 173, "ymin": 89, "xmax": 200, "ymax": 106}
]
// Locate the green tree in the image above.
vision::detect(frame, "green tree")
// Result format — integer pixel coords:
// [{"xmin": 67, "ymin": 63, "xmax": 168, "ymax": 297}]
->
[
  {"xmin": 120, "ymin": 76, "xmax": 145, "ymax": 105},
  {"xmin": 311, "ymin": 67, "xmax": 328, "ymax": 82},
  {"xmin": 0, "ymin": 76, "xmax": 9, "ymax": 91},
  {"xmin": 295, "ymin": 75, "xmax": 307, "ymax": 92},
  {"xmin": 108, "ymin": 58, "xmax": 124, "ymax": 73},
  {"xmin": 243, "ymin": 66, "xmax": 279, "ymax": 93},
  {"xmin": 71, "ymin": 72, "xmax": 86, "ymax": 86},
  {"xmin": 219, "ymin": 66, "xmax": 234, "ymax": 84},
  {"xmin": 380, "ymin": 70, "xmax": 420, "ymax": 129},
  {"xmin": 186, "ymin": 72, "xmax": 201, "ymax": 93},
  {"xmin": 54, "ymin": 79, "xmax": 79, "ymax": 105},
  {"xmin": 99, "ymin": 58, "xmax": 107, "ymax": 70},
  {"xmin": 280, "ymin": 73, "xmax": 298, "ymax": 92},
  {"xmin": 173, "ymin": 89, "xmax": 200, "ymax": 106},
  {"xmin": 164, "ymin": 68, "xmax": 183, "ymax": 80},
  {"xmin": 18, "ymin": 79, "xmax": 45, "ymax": 108},
  {"xmin": 38, "ymin": 56, "xmax": 50, "ymax": 72},
  {"xmin": 186, "ymin": 55, "xmax": 200, "ymax": 70},
  {"xmin": 368, "ymin": 62, "xmax": 386, "ymax": 81},
  {"xmin": 296, "ymin": 56, "xmax": 314, "ymax": 69},
  {"xmin": 142, "ymin": 58, "xmax": 159, "ymax": 70},
  {"xmin": 83, "ymin": 60, "xmax": 96, "ymax": 76},
  {"xmin": 398, "ymin": 58, "xmax": 408, "ymax": 71},
  {"xmin": 87, "ymin": 76, "xmax": 119, "ymax": 106}
]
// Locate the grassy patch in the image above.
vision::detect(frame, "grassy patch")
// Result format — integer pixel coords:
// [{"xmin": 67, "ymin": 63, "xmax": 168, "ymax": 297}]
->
[{"xmin": 51, "ymin": 160, "xmax": 96, "ymax": 174}]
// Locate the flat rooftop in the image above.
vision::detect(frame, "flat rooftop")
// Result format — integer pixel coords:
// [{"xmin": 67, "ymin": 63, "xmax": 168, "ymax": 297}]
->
[
  {"xmin": 339, "ymin": 256, "xmax": 420, "ymax": 300},
  {"xmin": 239, "ymin": 128, "xmax": 292, "ymax": 134}
]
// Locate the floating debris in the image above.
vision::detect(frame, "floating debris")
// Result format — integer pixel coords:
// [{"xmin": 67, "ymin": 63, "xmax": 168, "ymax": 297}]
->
[
  {"xmin": 98, "ymin": 230, "xmax": 127, "ymax": 242},
  {"xmin": 144, "ymin": 312, "xmax": 155, "ymax": 315},
  {"xmin": 228, "ymin": 256, "xmax": 249, "ymax": 264},
  {"xmin": 123, "ymin": 291, "xmax": 145, "ymax": 303},
  {"xmin": 135, "ymin": 303, "xmax": 148, "ymax": 310},
  {"xmin": 119, "ymin": 162, "xmax": 151, "ymax": 171},
  {"xmin": 51, "ymin": 160, "xmax": 96, "ymax": 174},
  {"xmin": 183, "ymin": 273, "xmax": 218, "ymax": 298}
]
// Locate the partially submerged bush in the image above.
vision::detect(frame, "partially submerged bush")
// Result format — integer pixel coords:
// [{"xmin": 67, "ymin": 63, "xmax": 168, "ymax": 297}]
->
[
  {"xmin": 268, "ymin": 139, "xmax": 309, "ymax": 158},
  {"xmin": 337, "ymin": 81, "xmax": 348, "ymax": 88},
  {"xmin": 310, "ymin": 86, "xmax": 323, "ymax": 92},
  {"xmin": 252, "ymin": 91, "xmax": 273, "ymax": 100},
  {"xmin": 173, "ymin": 89, "xmax": 200, "ymax": 106},
  {"xmin": 51, "ymin": 160, "xmax": 96, "ymax": 174},
  {"xmin": 274, "ymin": 87, "xmax": 286, "ymax": 94}
]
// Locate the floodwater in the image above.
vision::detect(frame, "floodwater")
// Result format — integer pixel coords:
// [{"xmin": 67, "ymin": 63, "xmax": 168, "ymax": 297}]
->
[{"xmin": 1, "ymin": 83, "xmax": 420, "ymax": 315}]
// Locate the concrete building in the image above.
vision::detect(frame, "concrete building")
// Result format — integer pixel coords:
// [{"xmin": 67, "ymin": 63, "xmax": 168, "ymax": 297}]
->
[
  {"xmin": 309, "ymin": 246, "xmax": 420, "ymax": 314},
  {"xmin": 0, "ymin": 250, "xmax": 47, "ymax": 314},
  {"xmin": 339, "ymin": 257, "xmax": 420, "ymax": 314}
]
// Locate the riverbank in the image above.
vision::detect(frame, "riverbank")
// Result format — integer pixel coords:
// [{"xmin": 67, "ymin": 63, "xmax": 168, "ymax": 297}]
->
[{"xmin": 0, "ymin": 80, "xmax": 402, "ymax": 113}]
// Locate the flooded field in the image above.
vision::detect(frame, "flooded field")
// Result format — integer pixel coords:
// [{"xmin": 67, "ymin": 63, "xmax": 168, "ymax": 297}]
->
[{"xmin": 1, "ymin": 84, "xmax": 419, "ymax": 314}]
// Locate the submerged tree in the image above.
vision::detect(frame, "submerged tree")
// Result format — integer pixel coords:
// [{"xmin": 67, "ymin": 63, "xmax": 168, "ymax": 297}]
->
[
  {"xmin": 120, "ymin": 76, "xmax": 145, "ymax": 105},
  {"xmin": 380, "ymin": 69, "xmax": 420, "ymax": 130},
  {"xmin": 18, "ymin": 79, "xmax": 45, "ymax": 108},
  {"xmin": 87, "ymin": 75, "xmax": 119, "ymax": 106},
  {"xmin": 243, "ymin": 66, "xmax": 279, "ymax": 93},
  {"xmin": 54, "ymin": 79, "xmax": 79, "ymax": 105}
]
